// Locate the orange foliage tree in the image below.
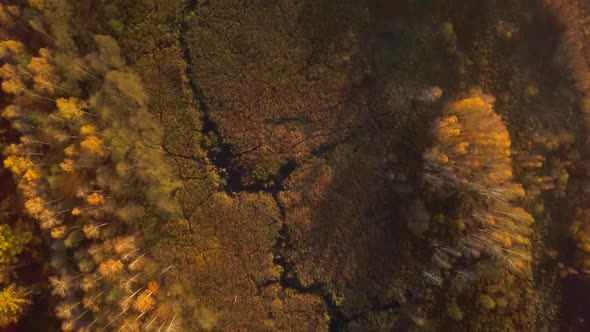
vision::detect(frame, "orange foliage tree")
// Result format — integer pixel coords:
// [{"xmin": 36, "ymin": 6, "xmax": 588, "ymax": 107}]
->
[{"xmin": 423, "ymin": 91, "xmax": 533, "ymax": 273}]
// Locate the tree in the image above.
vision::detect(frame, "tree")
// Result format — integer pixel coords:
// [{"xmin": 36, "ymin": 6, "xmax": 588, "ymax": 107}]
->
[
  {"xmin": 80, "ymin": 136, "xmax": 108, "ymax": 158},
  {"xmin": 423, "ymin": 91, "xmax": 533, "ymax": 272},
  {"xmin": 82, "ymin": 223, "xmax": 103, "ymax": 239},
  {"xmin": 80, "ymin": 124, "xmax": 96, "ymax": 136},
  {"xmin": 0, "ymin": 63, "xmax": 26, "ymax": 95},
  {"xmin": 85, "ymin": 35, "xmax": 124, "ymax": 74},
  {"xmin": 105, "ymin": 70, "xmax": 148, "ymax": 107},
  {"xmin": 0, "ymin": 284, "xmax": 31, "ymax": 327},
  {"xmin": 86, "ymin": 192, "xmax": 105, "ymax": 205},
  {"xmin": 27, "ymin": 56, "xmax": 57, "ymax": 93},
  {"xmin": 82, "ymin": 294, "xmax": 100, "ymax": 312},
  {"xmin": 112, "ymin": 236, "xmax": 137, "ymax": 255},
  {"xmin": 132, "ymin": 290, "xmax": 155, "ymax": 313},
  {"xmin": 56, "ymin": 97, "xmax": 87, "ymax": 120},
  {"xmin": 0, "ymin": 40, "xmax": 25, "ymax": 59},
  {"xmin": 3, "ymin": 156, "xmax": 34, "ymax": 176},
  {"xmin": 23, "ymin": 197, "xmax": 60, "ymax": 230},
  {"xmin": 423, "ymin": 92, "xmax": 513, "ymax": 199},
  {"xmin": 98, "ymin": 258, "xmax": 123, "ymax": 280},
  {"xmin": 115, "ymin": 204, "xmax": 145, "ymax": 224},
  {"xmin": 1, "ymin": 77, "xmax": 25, "ymax": 95},
  {"xmin": 0, "ymin": 225, "xmax": 32, "ymax": 264},
  {"xmin": 0, "ymin": 5, "xmax": 16, "ymax": 33},
  {"xmin": 49, "ymin": 275, "xmax": 72, "ymax": 298},
  {"xmin": 147, "ymin": 280, "xmax": 159, "ymax": 294},
  {"xmin": 59, "ymin": 158, "xmax": 75, "ymax": 173}
]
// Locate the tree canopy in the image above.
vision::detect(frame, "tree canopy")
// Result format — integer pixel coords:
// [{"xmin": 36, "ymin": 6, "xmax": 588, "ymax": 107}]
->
[{"xmin": 423, "ymin": 91, "xmax": 533, "ymax": 273}]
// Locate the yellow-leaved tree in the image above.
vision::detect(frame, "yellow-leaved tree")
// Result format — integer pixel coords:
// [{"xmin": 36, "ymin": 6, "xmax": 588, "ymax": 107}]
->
[
  {"xmin": 0, "ymin": 284, "xmax": 31, "ymax": 327},
  {"xmin": 0, "ymin": 224, "xmax": 32, "ymax": 327},
  {"xmin": 56, "ymin": 97, "xmax": 87, "ymax": 120},
  {"xmin": 423, "ymin": 91, "xmax": 533, "ymax": 273}
]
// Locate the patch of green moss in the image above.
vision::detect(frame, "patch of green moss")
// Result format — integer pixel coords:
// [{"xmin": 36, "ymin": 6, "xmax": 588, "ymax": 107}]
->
[
  {"xmin": 107, "ymin": 19, "xmax": 124, "ymax": 34},
  {"xmin": 479, "ymin": 294, "xmax": 496, "ymax": 310},
  {"xmin": 446, "ymin": 300, "xmax": 464, "ymax": 321}
]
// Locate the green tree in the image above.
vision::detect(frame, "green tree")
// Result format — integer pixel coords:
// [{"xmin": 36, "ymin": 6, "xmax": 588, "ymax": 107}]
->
[{"xmin": 0, "ymin": 224, "xmax": 31, "ymax": 265}]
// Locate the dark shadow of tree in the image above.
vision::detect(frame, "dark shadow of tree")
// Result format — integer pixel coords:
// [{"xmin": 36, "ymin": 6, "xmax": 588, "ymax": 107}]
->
[{"xmin": 276, "ymin": 0, "xmax": 514, "ymax": 330}]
